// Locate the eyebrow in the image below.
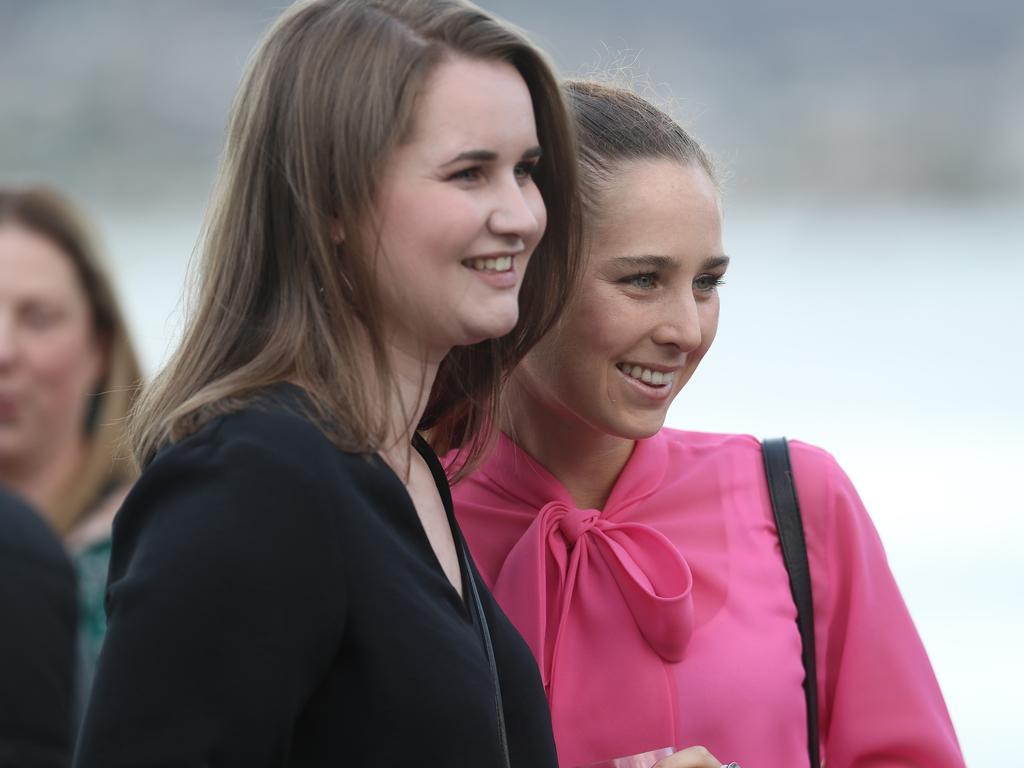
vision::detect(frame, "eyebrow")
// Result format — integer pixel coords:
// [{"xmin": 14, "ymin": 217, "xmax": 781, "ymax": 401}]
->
[
  {"xmin": 441, "ymin": 146, "xmax": 543, "ymax": 166},
  {"xmin": 608, "ymin": 254, "xmax": 730, "ymax": 270}
]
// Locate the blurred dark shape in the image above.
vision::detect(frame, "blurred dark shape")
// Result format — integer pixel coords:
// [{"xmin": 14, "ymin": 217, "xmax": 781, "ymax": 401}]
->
[{"xmin": 0, "ymin": 486, "xmax": 76, "ymax": 768}]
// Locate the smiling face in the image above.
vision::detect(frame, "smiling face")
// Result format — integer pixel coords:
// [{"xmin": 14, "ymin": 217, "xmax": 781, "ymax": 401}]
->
[
  {"xmin": 0, "ymin": 225, "xmax": 103, "ymax": 473},
  {"xmin": 511, "ymin": 159, "xmax": 727, "ymax": 442},
  {"xmin": 367, "ymin": 55, "xmax": 547, "ymax": 361}
]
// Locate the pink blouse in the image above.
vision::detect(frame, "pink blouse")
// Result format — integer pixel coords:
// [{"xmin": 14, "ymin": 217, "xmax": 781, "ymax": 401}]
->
[{"xmin": 449, "ymin": 429, "xmax": 965, "ymax": 768}]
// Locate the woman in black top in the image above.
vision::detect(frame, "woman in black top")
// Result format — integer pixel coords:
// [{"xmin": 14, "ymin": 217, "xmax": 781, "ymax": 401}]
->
[
  {"xmin": 73, "ymin": 1, "xmax": 581, "ymax": 766},
  {"xmin": 0, "ymin": 487, "xmax": 77, "ymax": 768}
]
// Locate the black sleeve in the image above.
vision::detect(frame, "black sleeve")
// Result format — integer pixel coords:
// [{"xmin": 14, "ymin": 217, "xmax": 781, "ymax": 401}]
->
[
  {"xmin": 0, "ymin": 489, "xmax": 77, "ymax": 768},
  {"xmin": 73, "ymin": 416, "xmax": 348, "ymax": 768}
]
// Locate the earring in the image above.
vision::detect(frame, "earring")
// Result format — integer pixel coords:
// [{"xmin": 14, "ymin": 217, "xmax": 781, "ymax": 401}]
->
[{"xmin": 83, "ymin": 389, "xmax": 103, "ymax": 434}]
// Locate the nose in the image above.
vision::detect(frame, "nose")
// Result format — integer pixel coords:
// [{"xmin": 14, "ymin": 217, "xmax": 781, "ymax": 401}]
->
[
  {"xmin": 487, "ymin": 175, "xmax": 544, "ymax": 244},
  {"xmin": 651, "ymin": 290, "xmax": 703, "ymax": 352}
]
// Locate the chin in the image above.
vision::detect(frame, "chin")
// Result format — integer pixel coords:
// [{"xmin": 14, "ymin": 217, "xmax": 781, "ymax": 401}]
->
[
  {"xmin": 607, "ymin": 413, "xmax": 666, "ymax": 441},
  {"xmin": 460, "ymin": 312, "xmax": 520, "ymax": 345},
  {"xmin": 0, "ymin": 443, "xmax": 27, "ymax": 465}
]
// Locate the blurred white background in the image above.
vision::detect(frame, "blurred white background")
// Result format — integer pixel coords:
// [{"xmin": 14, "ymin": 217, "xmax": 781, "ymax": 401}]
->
[{"xmin": 3, "ymin": 1, "xmax": 1021, "ymax": 763}]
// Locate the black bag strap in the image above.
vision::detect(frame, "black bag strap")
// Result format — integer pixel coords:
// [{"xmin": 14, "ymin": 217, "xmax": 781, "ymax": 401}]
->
[
  {"xmin": 761, "ymin": 437, "xmax": 821, "ymax": 768},
  {"xmin": 459, "ymin": 536, "xmax": 512, "ymax": 768}
]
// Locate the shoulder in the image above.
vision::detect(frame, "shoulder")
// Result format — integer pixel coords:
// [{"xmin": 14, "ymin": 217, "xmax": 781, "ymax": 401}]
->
[
  {"xmin": 112, "ymin": 391, "xmax": 384, "ymax": 582},
  {"xmin": 660, "ymin": 428, "xmax": 849, "ymax": 486},
  {"xmin": 658, "ymin": 428, "xmax": 863, "ymax": 526},
  {"xmin": 659, "ymin": 427, "xmax": 760, "ymax": 450},
  {"xmin": 787, "ymin": 438, "xmax": 847, "ymax": 484},
  {"xmin": 144, "ymin": 387, "xmax": 381, "ymax": 497},
  {"xmin": 775, "ymin": 440, "xmax": 884, "ymax": 581},
  {"xmin": 157, "ymin": 396, "xmax": 331, "ymax": 471},
  {"xmin": 0, "ymin": 487, "xmax": 74, "ymax": 581},
  {"xmin": 658, "ymin": 427, "xmax": 762, "ymax": 467},
  {"xmin": 784, "ymin": 439, "xmax": 864, "ymax": 524},
  {"xmin": 658, "ymin": 427, "xmax": 851, "ymax": 481}
]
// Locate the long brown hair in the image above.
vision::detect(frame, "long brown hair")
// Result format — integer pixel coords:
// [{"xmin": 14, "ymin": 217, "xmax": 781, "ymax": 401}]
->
[
  {"xmin": 130, "ymin": 0, "xmax": 582, "ymax": 468},
  {"xmin": 0, "ymin": 185, "xmax": 143, "ymax": 535}
]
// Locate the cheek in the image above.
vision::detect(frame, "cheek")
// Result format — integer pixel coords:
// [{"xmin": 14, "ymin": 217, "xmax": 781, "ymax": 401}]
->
[
  {"xmin": 700, "ymin": 298, "xmax": 721, "ymax": 352},
  {"xmin": 27, "ymin": 331, "xmax": 102, "ymax": 396},
  {"xmin": 388, "ymin": 207, "xmax": 441, "ymax": 262},
  {"xmin": 523, "ymin": 288, "xmax": 630, "ymax": 388},
  {"xmin": 552, "ymin": 311, "xmax": 620, "ymax": 393},
  {"xmin": 379, "ymin": 187, "xmax": 471, "ymax": 266},
  {"xmin": 572, "ymin": 295, "xmax": 635, "ymax": 356}
]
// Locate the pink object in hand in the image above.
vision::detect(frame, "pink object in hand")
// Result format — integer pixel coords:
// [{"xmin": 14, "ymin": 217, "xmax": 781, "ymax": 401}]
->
[{"xmin": 578, "ymin": 747, "xmax": 675, "ymax": 768}]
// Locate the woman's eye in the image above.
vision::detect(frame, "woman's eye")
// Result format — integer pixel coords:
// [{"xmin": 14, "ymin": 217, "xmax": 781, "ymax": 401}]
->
[
  {"xmin": 449, "ymin": 166, "xmax": 482, "ymax": 182},
  {"xmin": 626, "ymin": 273, "xmax": 658, "ymax": 290},
  {"xmin": 694, "ymin": 274, "xmax": 726, "ymax": 292},
  {"xmin": 513, "ymin": 160, "xmax": 540, "ymax": 183},
  {"xmin": 22, "ymin": 305, "xmax": 60, "ymax": 330}
]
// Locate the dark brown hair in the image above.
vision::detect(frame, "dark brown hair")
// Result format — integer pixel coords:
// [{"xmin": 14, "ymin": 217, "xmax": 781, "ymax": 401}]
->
[
  {"xmin": 0, "ymin": 185, "xmax": 143, "ymax": 534},
  {"xmin": 129, "ymin": 0, "xmax": 582, "ymax": 468}
]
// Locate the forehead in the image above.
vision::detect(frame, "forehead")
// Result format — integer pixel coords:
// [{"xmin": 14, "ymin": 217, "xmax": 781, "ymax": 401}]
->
[
  {"xmin": 589, "ymin": 160, "xmax": 722, "ymax": 263},
  {"xmin": 0, "ymin": 225, "xmax": 83, "ymax": 299},
  {"xmin": 403, "ymin": 55, "xmax": 538, "ymax": 160}
]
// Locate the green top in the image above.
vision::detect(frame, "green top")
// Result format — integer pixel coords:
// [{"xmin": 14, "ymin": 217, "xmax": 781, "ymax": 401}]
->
[{"xmin": 73, "ymin": 536, "xmax": 111, "ymax": 698}]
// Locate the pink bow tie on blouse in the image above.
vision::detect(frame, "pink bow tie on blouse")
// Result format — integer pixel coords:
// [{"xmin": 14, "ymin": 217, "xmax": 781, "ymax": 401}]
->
[{"xmin": 491, "ymin": 496, "xmax": 695, "ymax": 690}]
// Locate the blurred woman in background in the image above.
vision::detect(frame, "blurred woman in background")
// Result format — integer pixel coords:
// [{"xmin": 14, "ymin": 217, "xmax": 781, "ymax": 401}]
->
[
  {"xmin": 449, "ymin": 81, "xmax": 965, "ymax": 768},
  {"xmin": 0, "ymin": 184, "xmax": 142, "ymax": 709},
  {"xmin": 0, "ymin": 486, "xmax": 78, "ymax": 768}
]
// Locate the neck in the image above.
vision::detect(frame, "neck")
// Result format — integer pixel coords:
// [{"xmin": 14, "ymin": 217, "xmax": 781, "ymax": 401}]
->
[
  {"xmin": 0, "ymin": 437, "xmax": 86, "ymax": 528},
  {"xmin": 504, "ymin": 379, "xmax": 635, "ymax": 510},
  {"xmin": 377, "ymin": 340, "xmax": 444, "ymax": 478}
]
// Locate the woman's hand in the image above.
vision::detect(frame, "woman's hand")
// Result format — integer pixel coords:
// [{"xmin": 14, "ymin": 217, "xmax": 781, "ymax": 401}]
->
[{"xmin": 651, "ymin": 745, "xmax": 726, "ymax": 768}]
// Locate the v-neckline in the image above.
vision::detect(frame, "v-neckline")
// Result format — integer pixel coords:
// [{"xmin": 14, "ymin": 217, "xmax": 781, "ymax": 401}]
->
[
  {"xmin": 262, "ymin": 383, "xmax": 474, "ymax": 617},
  {"xmin": 395, "ymin": 433, "xmax": 474, "ymax": 616}
]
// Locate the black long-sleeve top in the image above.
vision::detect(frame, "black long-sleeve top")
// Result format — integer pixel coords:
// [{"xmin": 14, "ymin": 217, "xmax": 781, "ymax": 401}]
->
[
  {"xmin": 73, "ymin": 385, "xmax": 557, "ymax": 767},
  {"xmin": 0, "ymin": 488, "xmax": 77, "ymax": 768}
]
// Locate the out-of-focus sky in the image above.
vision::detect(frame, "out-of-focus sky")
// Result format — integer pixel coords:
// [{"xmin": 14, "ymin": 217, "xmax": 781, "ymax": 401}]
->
[{"xmin": 2, "ymin": 1, "xmax": 1022, "ymax": 764}]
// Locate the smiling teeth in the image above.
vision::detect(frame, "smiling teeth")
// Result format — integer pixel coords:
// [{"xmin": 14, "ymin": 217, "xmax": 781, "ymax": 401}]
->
[
  {"xmin": 617, "ymin": 363, "xmax": 673, "ymax": 386},
  {"xmin": 469, "ymin": 256, "xmax": 513, "ymax": 272}
]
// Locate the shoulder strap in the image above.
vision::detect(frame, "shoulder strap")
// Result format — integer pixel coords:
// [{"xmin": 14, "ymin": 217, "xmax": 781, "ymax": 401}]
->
[
  {"xmin": 460, "ymin": 536, "xmax": 512, "ymax": 768},
  {"xmin": 761, "ymin": 437, "xmax": 821, "ymax": 768}
]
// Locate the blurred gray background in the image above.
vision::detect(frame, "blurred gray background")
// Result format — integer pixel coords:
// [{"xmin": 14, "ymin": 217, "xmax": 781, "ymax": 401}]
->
[{"xmin": 3, "ymin": 1, "xmax": 1021, "ymax": 762}]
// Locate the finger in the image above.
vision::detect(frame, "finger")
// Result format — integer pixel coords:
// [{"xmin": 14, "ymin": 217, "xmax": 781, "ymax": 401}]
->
[{"xmin": 651, "ymin": 745, "xmax": 722, "ymax": 768}]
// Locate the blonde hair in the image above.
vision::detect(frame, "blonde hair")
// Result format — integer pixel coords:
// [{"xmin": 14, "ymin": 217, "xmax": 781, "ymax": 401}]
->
[
  {"xmin": 0, "ymin": 185, "xmax": 142, "ymax": 535},
  {"xmin": 130, "ymin": 0, "xmax": 582, "ymax": 468}
]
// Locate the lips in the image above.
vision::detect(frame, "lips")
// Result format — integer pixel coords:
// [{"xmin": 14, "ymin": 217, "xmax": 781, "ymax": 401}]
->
[
  {"xmin": 615, "ymin": 363, "xmax": 676, "ymax": 388},
  {"xmin": 465, "ymin": 255, "xmax": 514, "ymax": 273}
]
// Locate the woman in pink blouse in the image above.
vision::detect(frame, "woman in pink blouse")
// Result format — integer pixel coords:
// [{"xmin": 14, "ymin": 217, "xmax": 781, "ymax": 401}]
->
[{"xmin": 448, "ymin": 81, "xmax": 965, "ymax": 768}]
